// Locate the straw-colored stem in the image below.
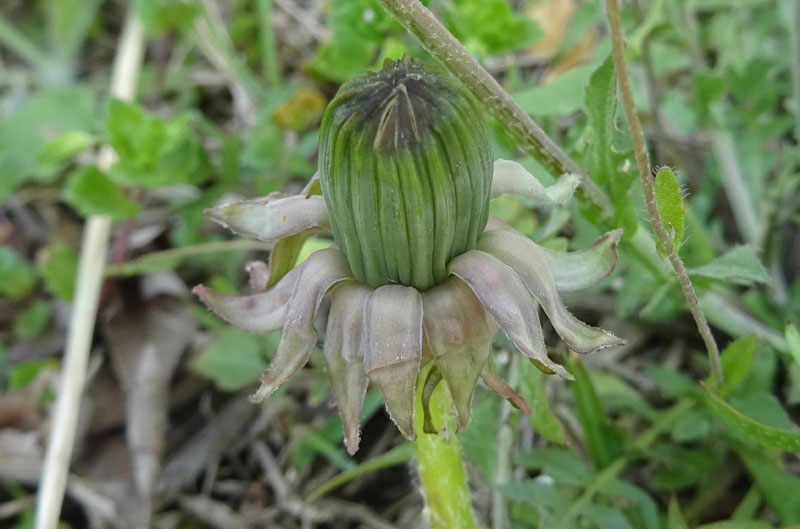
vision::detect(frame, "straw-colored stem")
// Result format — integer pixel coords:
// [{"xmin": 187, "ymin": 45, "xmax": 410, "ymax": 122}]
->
[{"xmin": 34, "ymin": 9, "xmax": 145, "ymax": 529}]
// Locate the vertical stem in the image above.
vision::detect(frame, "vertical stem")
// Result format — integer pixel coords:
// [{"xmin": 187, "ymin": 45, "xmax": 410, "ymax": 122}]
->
[
  {"xmin": 373, "ymin": 0, "xmax": 613, "ymax": 216},
  {"xmin": 413, "ymin": 364, "xmax": 476, "ymax": 529},
  {"xmin": 34, "ymin": 9, "xmax": 145, "ymax": 529},
  {"xmin": 605, "ymin": 0, "xmax": 722, "ymax": 384},
  {"xmin": 257, "ymin": 0, "xmax": 282, "ymax": 88}
]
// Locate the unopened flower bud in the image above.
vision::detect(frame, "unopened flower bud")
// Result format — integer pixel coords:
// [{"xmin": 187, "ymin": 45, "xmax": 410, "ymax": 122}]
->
[{"xmin": 318, "ymin": 57, "xmax": 492, "ymax": 290}]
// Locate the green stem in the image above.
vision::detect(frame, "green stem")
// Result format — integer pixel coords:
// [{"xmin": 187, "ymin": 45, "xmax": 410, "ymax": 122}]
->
[{"xmin": 413, "ymin": 364, "xmax": 476, "ymax": 529}]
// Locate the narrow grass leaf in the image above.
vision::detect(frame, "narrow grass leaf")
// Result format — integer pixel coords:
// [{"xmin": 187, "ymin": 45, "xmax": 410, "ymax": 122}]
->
[{"xmin": 704, "ymin": 386, "xmax": 800, "ymax": 451}]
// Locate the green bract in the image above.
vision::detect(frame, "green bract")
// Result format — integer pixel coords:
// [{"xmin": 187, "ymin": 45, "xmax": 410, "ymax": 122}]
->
[
  {"xmin": 319, "ymin": 57, "xmax": 492, "ymax": 290},
  {"xmin": 196, "ymin": 58, "xmax": 625, "ymax": 453}
]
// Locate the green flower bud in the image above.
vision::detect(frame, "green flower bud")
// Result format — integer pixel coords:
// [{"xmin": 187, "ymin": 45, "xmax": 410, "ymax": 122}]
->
[{"xmin": 318, "ymin": 57, "xmax": 492, "ymax": 290}]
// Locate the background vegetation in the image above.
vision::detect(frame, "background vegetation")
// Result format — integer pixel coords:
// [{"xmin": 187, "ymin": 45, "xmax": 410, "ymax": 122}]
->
[{"xmin": 1, "ymin": 0, "xmax": 799, "ymax": 528}]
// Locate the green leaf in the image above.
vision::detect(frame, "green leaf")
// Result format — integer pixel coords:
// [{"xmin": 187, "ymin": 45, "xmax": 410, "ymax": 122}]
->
[
  {"xmin": 738, "ymin": 449, "xmax": 800, "ymax": 524},
  {"xmin": 191, "ymin": 328, "xmax": 270, "ymax": 390},
  {"xmin": 518, "ymin": 359, "xmax": 567, "ymax": 444},
  {"xmin": 63, "ymin": 165, "xmax": 141, "ymax": 219},
  {"xmin": 569, "ymin": 358, "xmax": 623, "ymax": 468},
  {"xmin": 460, "ymin": 389, "xmax": 500, "ymax": 482},
  {"xmin": 708, "ymin": 336, "xmax": 756, "ymax": 396},
  {"xmin": 39, "ymin": 244, "xmax": 79, "ymax": 301},
  {"xmin": 689, "ymin": 246, "xmax": 769, "ymax": 285},
  {"xmin": 667, "ymin": 497, "xmax": 689, "ymax": 529},
  {"xmin": 704, "ymin": 386, "xmax": 800, "ymax": 451},
  {"xmin": 106, "ymin": 100, "xmax": 210, "ymax": 188},
  {"xmin": 517, "ymin": 63, "xmax": 597, "ymax": 116},
  {"xmin": 442, "ymin": 0, "xmax": 542, "ymax": 56},
  {"xmin": 584, "ymin": 55, "xmax": 638, "ymax": 235},
  {"xmin": 135, "ymin": 0, "xmax": 200, "ymax": 34},
  {"xmin": 13, "ymin": 300, "xmax": 52, "ymax": 340},
  {"xmin": 654, "ymin": 168, "xmax": 685, "ymax": 256},
  {"xmin": 9, "ymin": 359, "xmax": 60, "ymax": 389},
  {"xmin": 0, "ymin": 86, "xmax": 96, "ymax": 201},
  {"xmin": 38, "ymin": 131, "xmax": 96, "ymax": 164},
  {"xmin": 671, "ymin": 408, "xmax": 712, "ymax": 441},
  {"xmin": 585, "ymin": 55, "xmax": 617, "ymax": 188},
  {"xmin": 0, "ymin": 248, "xmax": 37, "ymax": 299}
]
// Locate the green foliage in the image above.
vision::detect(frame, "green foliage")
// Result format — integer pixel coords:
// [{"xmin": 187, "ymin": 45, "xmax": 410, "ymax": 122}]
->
[
  {"xmin": 38, "ymin": 131, "xmax": 96, "ymax": 164},
  {"xmin": 518, "ymin": 359, "xmax": 566, "ymax": 444},
  {"xmin": 107, "ymin": 99, "xmax": 210, "ymax": 188},
  {"xmin": 584, "ymin": 55, "xmax": 638, "ymax": 235},
  {"xmin": 442, "ymin": 0, "xmax": 542, "ymax": 56},
  {"xmin": 2, "ymin": 1, "xmax": 799, "ymax": 527},
  {"xmin": 0, "ymin": 248, "xmax": 38, "ymax": 300},
  {"xmin": 13, "ymin": 300, "xmax": 52, "ymax": 340},
  {"xmin": 704, "ymin": 387, "xmax": 800, "ymax": 451},
  {"xmin": 39, "ymin": 244, "xmax": 79, "ymax": 301},
  {"xmin": 518, "ymin": 63, "xmax": 598, "ymax": 116},
  {"xmin": 8, "ymin": 359, "xmax": 60, "ymax": 389},
  {"xmin": 569, "ymin": 359, "xmax": 623, "ymax": 468},
  {"xmin": 654, "ymin": 168, "xmax": 686, "ymax": 256},
  {"xmin": 689, "ymin": 246, "xmax": 769, "ymax": 285},
  {"xmin": 0, "ymin": 86, "xmax": 96, "ymax": 201},
  {"xmin": 713, "ymin": 336, "xmax": 756, "ymax": 396},
  {"xmin": 191, "ymin": 328, "xmax": 275, "ymax": 390},
  {"xmin": 63, "ymin": 165, "xmax": 141, "ymax": 220},
  {"xmin": 135, "ymin": 0, "xmax": 200, "ymax": 35}
]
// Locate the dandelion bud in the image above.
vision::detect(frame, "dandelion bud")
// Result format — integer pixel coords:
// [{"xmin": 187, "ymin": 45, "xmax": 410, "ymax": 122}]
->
[{"xmin": 318, "ymin": 57, "xmax": 492, "ymax": 290}]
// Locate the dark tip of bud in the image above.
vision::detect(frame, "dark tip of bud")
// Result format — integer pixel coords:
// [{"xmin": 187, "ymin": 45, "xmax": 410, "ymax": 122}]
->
[{"xmin": 331, "ymin": 56, "xmax": 457, "ymax": 154}]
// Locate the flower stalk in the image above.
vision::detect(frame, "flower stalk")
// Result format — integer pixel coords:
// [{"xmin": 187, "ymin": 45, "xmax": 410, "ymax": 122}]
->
[{"xmin": 413, "ymin": 364, "xmax": 476, "ymax": 529}]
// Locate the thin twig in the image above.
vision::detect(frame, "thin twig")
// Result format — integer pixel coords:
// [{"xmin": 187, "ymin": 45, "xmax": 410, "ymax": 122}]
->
[
  {"xmin": 34, "ymin": 10, "xmax": 145, "ymax": 529},
  {"xmin": 373, "ymin": 0, "xmax": 613, "ymax": 217},
  {"xmin": 605, "ymin": 0, "xmax": 722, "ymax": 384}
]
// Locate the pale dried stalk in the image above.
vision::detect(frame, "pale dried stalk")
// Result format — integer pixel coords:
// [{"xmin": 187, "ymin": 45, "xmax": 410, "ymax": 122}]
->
[
  {"xmin": 34, "ymin": 10, "xmax": 145, "ymax": 529},
  {"xmin": 605, "ymin": 0, "xmax": 722, "ymax": 383}
]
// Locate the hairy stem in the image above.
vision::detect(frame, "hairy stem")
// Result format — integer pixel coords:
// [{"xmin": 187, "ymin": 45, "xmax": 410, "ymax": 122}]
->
[
  {"xmin": 413, "ymin": 364, "xmax": 476, "ymax": 529},
  {"xmin": 374, "ymin": 0, "xmax": 613, "ymax": 216},
  {"xmin": 605, "ymin": 0, "xmax": 722, "ymax": 384}
]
